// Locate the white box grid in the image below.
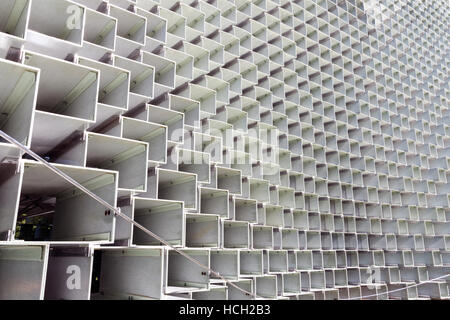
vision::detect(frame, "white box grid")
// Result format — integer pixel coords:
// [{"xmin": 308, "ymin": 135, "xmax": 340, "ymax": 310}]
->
[{"xmin": 0, "ymin": 0, "xmax": 449, "ymax": 300}]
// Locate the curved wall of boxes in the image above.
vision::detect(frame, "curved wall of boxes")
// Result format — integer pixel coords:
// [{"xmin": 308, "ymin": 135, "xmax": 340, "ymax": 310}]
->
[{"xmin": 0, "ymin": 0, "xmax": 449, "ymax": 300}]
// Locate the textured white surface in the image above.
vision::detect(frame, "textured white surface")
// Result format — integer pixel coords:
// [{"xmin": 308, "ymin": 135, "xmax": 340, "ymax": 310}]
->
[{"xmin": 0, "ymin": 0, "xmax": 449, "ymax": 300}]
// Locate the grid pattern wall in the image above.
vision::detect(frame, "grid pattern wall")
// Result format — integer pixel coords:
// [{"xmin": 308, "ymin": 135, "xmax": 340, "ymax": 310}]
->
[{"xmin": 0, "ymin": 0, "xmax": 449, "ymax": 300}]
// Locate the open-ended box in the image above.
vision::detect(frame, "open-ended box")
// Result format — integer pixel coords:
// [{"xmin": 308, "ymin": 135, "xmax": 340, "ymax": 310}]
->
[
  {"xmin": 114, "ymin": 56, "xmax": 154, "ymax": 99},
  {"xmin": 240, "ymin": 250, "xmax": 263, "ymax": 276},
  {"xmin": 79, "ymin": 7, "xmax": 117, "ymax": 60},
  {"xmin": 91, "ymin": 247, "xmax": 164, "ymax": 300},
  {"xmin": 0, "ymin": 58, "xmax": 39, "ymax": 148},
  {"xmin": 234, "ymin": 198, "xmax": 258, "ymax": 223},
  {"xmin": 78, "ymin": 132, "xmax": 148, "ymax": 192},
  {"xmin": 137, "ymin": 7, "xmax": 167, "ymax": 44},
  {"xmin": 199, "ymin": 187, "xmax": 229, "ymax": 218},
  {"xmin": 0, "ymin": 143, "xmax": 22, "ymax": 240},
  {"xmin": 26, "ymin": 0, "xmax": 85, "ymax": 59},
  {"xmin": 250, "ymin": 178, "xmax": 270, "ymax": 202},
  {"xmin": 44, "ymin": 244, "xmax": 93, "ymax": 300},
  {"xmin": 216, "ymin": 166, "xmax": 242, "ymax": 195},
  {"xmin": 252, "ymin": 225, "xmax": 273, "ymax": 249},
  {"xmin": 155, "ymin": 168, "xmax": 197, "ymax": 210},
  {"xmin": 283, "ymin": 272, "xmax": 301, "ymax": 295},
  {"xmin": 178, "ymin": 148, "xmax": 210, "ymax": 183},
  {"xmin": 222, "ymin": 220, "xmax": 250, "ymax": 249},
  {"xmin": 0, "ymin": 0, "xmax": 31, "ymax": 59},
  {"xmin": 227, "ymin": 279, "xmax": 254, "ymax": 300},
  {"xmin": 265, "ymin": 204, "xmax": 284, "ymax": 227},
  {"xmin": 166, "ymin": 249, "xmax": 210, "ymax": 292},
  {"xmin": 191, "ymin": 285, "xmax": 228, "ymax": 300},
  {"xmin": 268, "ymin": 250, "xmax": 288, "ymax": 273},
  {"xmin": 109, "ymin": 4, "xmax": 147, "ymax": 46},
  {"xmin": 31, "ymin": 115, "xmax": 91, "ymax": 166},
  {"xmin": 0, "ymin": 244, "xmax": 49, "ymax": 300},
  {"xmin": 131, "ymin": 197, "xmax": 184, "ymax": 247},
  {"xmin": 13, "ymin": 160, "xmax": 117, "ymax": 243},
  {"xmin": 210, "ymin": 249, "xmax": 239, "ymax": 280},
  {"xmin": 185, "ymin": 213, "xmax": 220, "ymax": 248},
  {"xmin": 77, "ymin": 57, "xmax": 129, "ymax": 110},
  {"xmin": 24, "ymin": 51, "xmax": 99, "ymax": 122},
  {"xmin": 147, "ymin": 104, "xmax": 184, "ymax": 144},
  {"xmin": 248, "ymin": 275, "xmax": 278, "ymax": 299},
  {"xmin": 142, "ymin": 51, "xmax": 176, "ymax": 97},
  {"xmin": 282, "ymin": 228, "xmax": 299, "ymax": 249},
  {"xmin": 120, "ymin": 117, "xmax": 167, "ymax": 164}
]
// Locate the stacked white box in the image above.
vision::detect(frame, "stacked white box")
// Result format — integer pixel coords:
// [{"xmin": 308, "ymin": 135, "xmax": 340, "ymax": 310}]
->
[{"xmin": 0, "ymin": 0, "xmax": 448, "ymax": 300}]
